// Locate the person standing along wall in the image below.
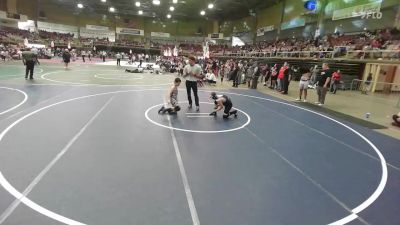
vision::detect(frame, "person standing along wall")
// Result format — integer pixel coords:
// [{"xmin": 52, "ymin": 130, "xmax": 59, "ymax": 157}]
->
[
  {"xmin": 331, "ymin": 70, "xmax": 341, "ymax": 94},
  {"xmin": 362, "ymin": 73, "xmax": 373, "ymax": 94},
  {"xmin": 296, "ymin": 68, "xmax": 311, "ymax": 102},
  {"xmin": 116, "ymin": 52, "xmax": 121, "ymax": 66},
  {"xmin": 251, "ymin": 62, "xmax": 261, "ymax": 89},
  {"xmin": 315, "ymin": 63, "xmax": 332, "ymax": 106},
  {"xmin": 278, "ymin": 62, "xmax": 289, "ymax": 92},
  {"xmin": 81, "ymin": 50, "xmax": 86, "ymax": 62}
]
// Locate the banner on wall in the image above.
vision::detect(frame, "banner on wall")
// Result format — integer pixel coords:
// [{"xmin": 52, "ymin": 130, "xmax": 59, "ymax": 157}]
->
[
  {"xmin": 256, "ymin": 25, "xmax": 274, "ymax": 36},
  {"xmin": 151, "ymin": 32, "xmax": 170, "ymax": 38},
  {"xmin": 0, "ymin": 11, "xmax": 28, "ymax": 21},
  {"xmin": 281, "ymin": 18, "xmax": 306, "ymax": 30},
  {"xmin": 332, "ymin": 1, "xmax": 381, "ymax": 21},
  {"xmin": 116, "ymin": 27, "xmax": 144, "ymax": 36},
  {"xmin": 38, "ymin": 21, "xmax": 78, "ymax": 35},
  {"xmin": 208, "ymin": 33, "xmax": 224, "ymax": 39},
  {"xmin": 86, "ymin": 25, "xmax": 109, "ymax": 31},
  {"xmin": 80, "ymin": 28, "xmax": 115, "ymax": 41},
  {"xmin": 0, "ymin": 11, "xmax": 6, "ymax": 19}
]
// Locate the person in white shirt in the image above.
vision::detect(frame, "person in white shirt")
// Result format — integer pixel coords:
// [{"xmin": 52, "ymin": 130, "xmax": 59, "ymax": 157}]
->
[
  {"xmin": 81, "ymin": 50, "xmax": 86, "ymax": 62},
  {"xmin": 183, "ymin": 55, "xmax": 203, "ymax": 111},
  {"xmin": 116, "ymin": 52, "xmax": 121, "ymax": 66},
  {"xmin": 205, "ymin": 69, "xmax": 217, "ymax": 85},
  {"xmin": 0, "ymin": 50, "xmax": 5, "ymax": 61}
]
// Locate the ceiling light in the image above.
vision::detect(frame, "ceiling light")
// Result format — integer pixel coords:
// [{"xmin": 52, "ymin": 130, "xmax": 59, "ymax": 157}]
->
[
  {"xmin": 169, "ymin": 6, "xmax": 174, "ymax": 11},
  {"xmin": 167, "ymin": 14, "xmax": 171, "ymax": 18},
  {"xmin": 173, "ymin": 0, "xmax": 178, "ymax": 3},
  {"xmin": 109, "ymin": 7, "xmax": 115, "ymax": 12},
  {"xmin": 153, "ymin": 0, "xmax": 160, "ymax": 5},
  {"xmin": 138, "ymin": 10, "xmax": 143, "ymax": 15},
  {"xmin": 77, "ymin": 3, "xmax": 83, "ymax": 8},
  {"xmin": 208, "ymin": 3, "xmax": 214, "ymax": 9},
  {"xmin": 200, "ymin": 10, "xmax": 205, "ymax": 15},
  {"xmin": 101, "ymin": 0, "xmax": 106, "ymax": 2},
  {"xmin": 135, "ymin": 1, "xmax": 140, "ymax": 7}
]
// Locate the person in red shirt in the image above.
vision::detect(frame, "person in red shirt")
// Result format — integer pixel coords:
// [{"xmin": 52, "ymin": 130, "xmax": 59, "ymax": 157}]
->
[
  {"xmin": 277, "ymin": 62, "xmax": 289, "ymax": 92},
  {"xmin": 331, "ymin": 70, "xmax": 341, "ymax": 94}
]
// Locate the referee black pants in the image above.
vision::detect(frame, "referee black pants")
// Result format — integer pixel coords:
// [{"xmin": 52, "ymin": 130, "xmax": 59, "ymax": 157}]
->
[
  {"xmin": 186, "ymin": 80, "xmax": 199, "ymax": 107},
  {"xmin": 25, "ymin": 60, "xmax": 35, "ymax": 79}
]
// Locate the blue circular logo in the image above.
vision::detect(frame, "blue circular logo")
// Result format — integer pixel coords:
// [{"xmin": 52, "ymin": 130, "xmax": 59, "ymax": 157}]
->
[{"xmin": 304, "ymin": 0, "xmax": 317, "ymax": 11}]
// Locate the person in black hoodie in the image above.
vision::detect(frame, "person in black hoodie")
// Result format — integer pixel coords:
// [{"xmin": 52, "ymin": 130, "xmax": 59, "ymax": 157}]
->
[{"xmin": 230, "ymin": 62, "xmax": 240, "ymax": 88}]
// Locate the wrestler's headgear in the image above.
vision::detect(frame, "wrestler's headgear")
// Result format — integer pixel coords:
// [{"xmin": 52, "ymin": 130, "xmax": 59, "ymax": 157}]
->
[{"xmin": 210, "ymin": 92, "xmax": 217, "ymax": 100}]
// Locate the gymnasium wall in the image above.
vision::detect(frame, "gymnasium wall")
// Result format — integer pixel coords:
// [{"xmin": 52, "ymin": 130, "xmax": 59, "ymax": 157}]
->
[
  {"xmin": 14, "ymin": 0, "xmax": 213, "ymax": 37},
  {"xmin": 255, "ymin": 0, "xmax": 399, "ymax": 40},
  {"xmin": 5, "ymin": 0, "xmax": 400, "ymax": 40}
]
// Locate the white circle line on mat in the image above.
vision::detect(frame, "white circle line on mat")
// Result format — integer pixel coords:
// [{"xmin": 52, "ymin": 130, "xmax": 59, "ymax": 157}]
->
[
  {"xmin": 0, "ymin": 87, "xmax": 28, "ymax": 116},
  {"xmin": 0, "ymin": 89, "xmax": 387, "ymax": 225},
  {"xmin": 145, "ymin": 101, "xmax": 251, "ymax": 133}
]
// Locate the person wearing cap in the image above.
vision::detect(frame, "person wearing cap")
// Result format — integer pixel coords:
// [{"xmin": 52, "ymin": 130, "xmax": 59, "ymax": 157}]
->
[
  {"xmin": 209, "ymin": 92, "xmax": 237, "ymax": 119},
  {"xmin": 183, "ymin": 55, "xmax": 203, "ymax": 111},
  {"xmin": 21, "ymin": 48, "xmax": 39, "ymax": 80}
]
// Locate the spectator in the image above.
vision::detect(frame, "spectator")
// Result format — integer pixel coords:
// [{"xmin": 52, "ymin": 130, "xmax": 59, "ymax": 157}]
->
[
  {"xmin": 278, "ymin": 62, "xmax": 289, "ymax": 93},
  {"xmin": 62, "ymin": 49, "xmax": 71, "ymax": 69},
  {"xmin": 116, "ymin": 52, "xmax": 121, "ymax": 66},
  {"xmin": 269, "ymin": 64, "xmax": 278, "ymax": 89},
  {"xmin": 362, "ymin": 73, "xmax": 373, "ymax": 94},
  {"xmin": 393, "ymin": 112, "xmax": 400, "ymax": 127},
  {"xmin": 251, "ymin": 61, "xmax": 261, "ymax": 89},
  {"xmin": 81, "ymin": 50, "xmax": 86, "ymax": 62},
  {"xmin": 205, "ymin": 69, "xmax": 217, "ymax": 85},
  {"xmin": 315, "ymin": 63, "xmax": 332, "ymax": 106},
  {"xmin": 295, "ymin": 67, "xmax": 311, "ymax": 102},
  {"xmin": 331, "ymin": 69, "xmax": 342, "ymax": 94}
]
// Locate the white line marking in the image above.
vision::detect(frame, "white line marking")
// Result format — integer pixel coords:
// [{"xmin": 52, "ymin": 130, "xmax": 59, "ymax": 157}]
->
[
  {"xmin": 94, "ymin": 74, "xmax": 144, "ymax": 80},
  {"xmin": 145, "ymin": 102, "xmax": 251, "ymax": 133},
  {"xmin": 0, "ymin": 89, "xmax": 388, "ymax": 225},
  {"xmin": 185, "ymin": 113, "xmax": 210, "ymax": 115},
  {"xmin": 0, "ymin": 89, "xmax": 163, "ymax": 224},
  {"xmin": 245, "ymin": 128, "xmax": 370, "ymax": 225},
  {"xmin": 40, "ymin": 70, "xmax": 171, "ymax": 87},
  {"xmin": 0, "ymin": 87, "xmax": 28, "ymax": 116},
  {"xmin": 201, "ymin": 90, "xmax": 387, "ymax": 225},
  {"xmin": 165, "ymin": 101, "xmax": 200, "ymax": 225},
  {"xmin": 251, "ymin": 100, "xmax": 400, "ymax": 172},
  {"xmin": 186, "ymin": 115, "xmax": 213, "ymax": 118},
  {"xmin": 0, "ymin": 96, "xmax": 114, "ymax": 225}
]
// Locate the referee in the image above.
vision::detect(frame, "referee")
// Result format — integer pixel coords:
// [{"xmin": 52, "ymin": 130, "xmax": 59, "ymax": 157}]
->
[
  {"xmin": 183, "ymin": 55, "xmax": 202, "ymax": 111},
  {"xmin": 22, "ymin": 48, "xmax": 39, "ymax": 80}
]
